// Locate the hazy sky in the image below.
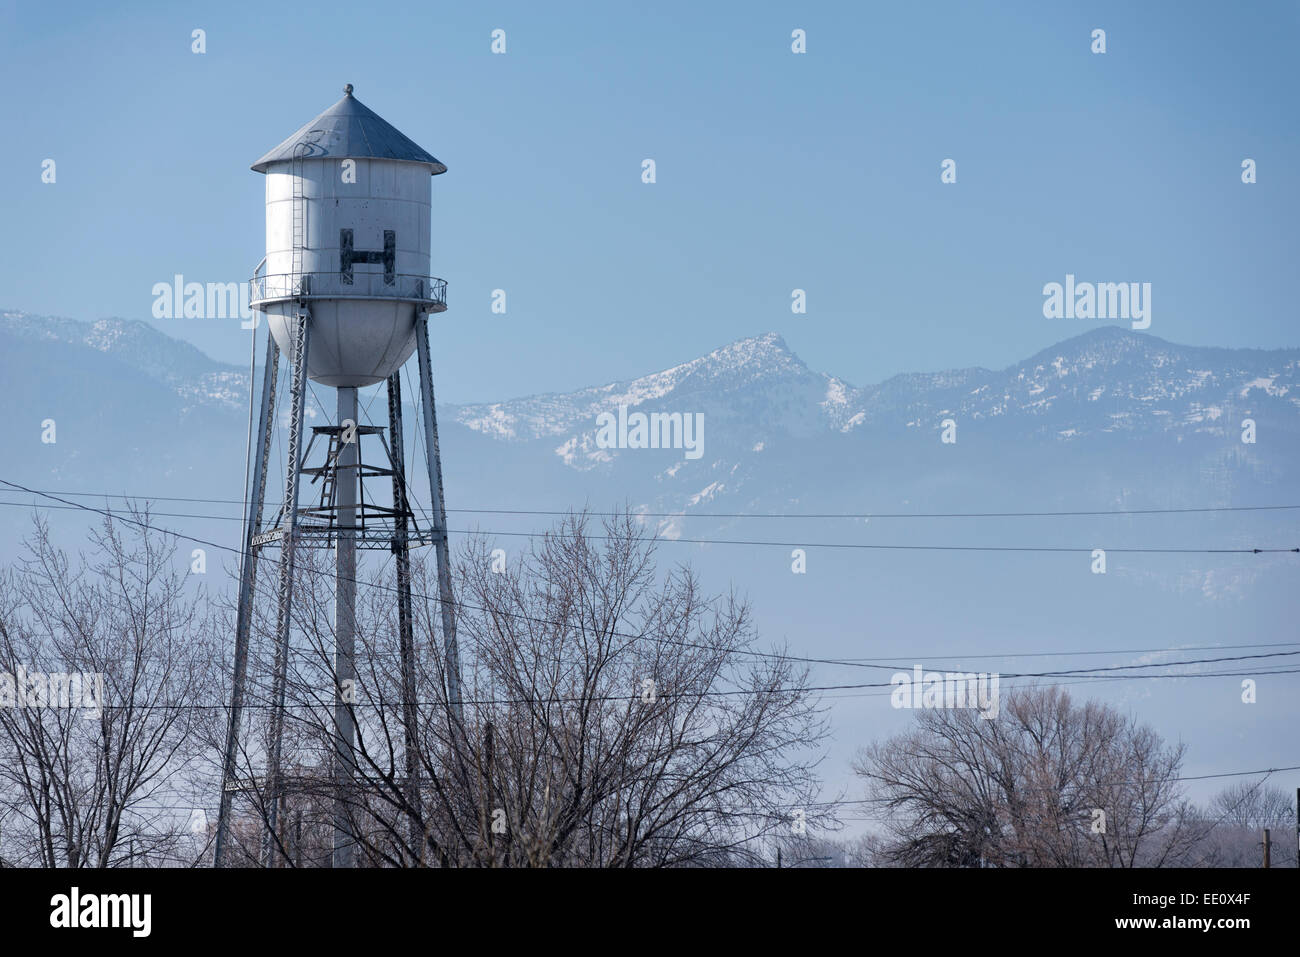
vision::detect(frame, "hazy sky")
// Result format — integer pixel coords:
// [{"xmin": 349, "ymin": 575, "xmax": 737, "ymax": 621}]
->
[{"xmin": 2, "ymin": 0, "xmax": 1297, "ymax": 405}]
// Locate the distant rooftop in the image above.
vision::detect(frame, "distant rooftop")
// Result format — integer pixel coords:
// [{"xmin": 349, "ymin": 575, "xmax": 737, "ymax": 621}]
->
[{"xmin": 251, "ymin": 84, "xmax": 446, "ymax": 174}]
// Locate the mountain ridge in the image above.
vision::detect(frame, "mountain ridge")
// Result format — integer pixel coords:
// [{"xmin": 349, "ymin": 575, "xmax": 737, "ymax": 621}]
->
[
  {"xmin": 1, "ymin": 309, "xmax": 248, "ymax": 412},
  {"xmin": 5, "ymin": 308, "xmax": 1298, "ymax": 456},
  {"xmin": 1, "ymin": 306, "xmax": 1295, "ymax": 604},
  {"xmin": 450, "ymin": 325, "xmax": 1300, "ymax": 457}
]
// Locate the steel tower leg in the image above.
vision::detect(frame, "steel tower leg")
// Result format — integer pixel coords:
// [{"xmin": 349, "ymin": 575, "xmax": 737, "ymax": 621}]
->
[
  {"xmin": 414, "ymin": 312, "xmax": 463, "ymax": 723},
  {"xmin": 215, "ymin": 329, "xmax": 280, "ymax": 867},
  {"xmin": 332, "ymin": 386, "xmax": 359, "ymax": 868},
  {"xmin": 387, "ymin": 373, "xmax": 422, "ymax": 859},
  {"xmin": 264, "ymin": 309, "xmax": 311, "ymax": 866}
]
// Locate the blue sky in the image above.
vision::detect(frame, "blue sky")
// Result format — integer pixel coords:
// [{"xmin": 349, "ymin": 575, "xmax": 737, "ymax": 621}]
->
[{"xmin": 2, "ymin": 0, "xmax": 1297, "ymax": 405}]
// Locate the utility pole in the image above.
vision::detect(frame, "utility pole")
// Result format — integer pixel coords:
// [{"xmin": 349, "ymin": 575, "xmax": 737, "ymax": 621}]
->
[
  {"xmin": 483, "ymin": 722, "xmax": 495, "ymax": 866},
  {"xmin": 1261, "ymin": 828, "xmax": 1271, "ymax": 868}
]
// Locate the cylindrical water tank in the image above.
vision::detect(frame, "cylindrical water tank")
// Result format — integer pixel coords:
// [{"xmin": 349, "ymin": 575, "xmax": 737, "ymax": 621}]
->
[{"xmin": 249, "ymin": 85, "xmax": 447, "ymax": 388}]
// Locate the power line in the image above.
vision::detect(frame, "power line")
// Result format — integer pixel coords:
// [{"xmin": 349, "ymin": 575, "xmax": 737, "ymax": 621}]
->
[
  {"xmin": 2, "ymin": 477, "xmax": 1297, "ymax": 680},
  {"xmin": 806, "ymin": 766, "xmax": 1300, "ymax": 808},
  {"xmin": 20, "ymin": 631, "xmax": 1300, "ymax": 678},
  {"xmin": 806, "ymin": 640, "xmax": 1300, "ymax": 662},
  {"xmin": 443, "ymin": 528, "xmax": 1300, "ymax": 555},
  {"xmin": 267, "ymin": 637, "xmax": 1300, "ymax": 669},
  {"xmin": 1, "ymin": 487, "xmax": 1297, "ymax": 520},
  {"xmin": 812, "ymin": 669, "xmax": 1297, "ymax": 701},
  {"xmin": 461, "ymin": 504, "xmax": 1300, "ymax": 520},
  {"xmin": 2, "ymin": 495, "xmax": 1295, "ymax": 555},
  {"xmin": 0, "ymin": 498, "xmax": 262, "ymax": 524},
  {"xmin": 27, "ymin": 665, "xmax": 1300, "ymax": 712},
  {"xmin": 256, "ymin": 623, "xmax": 1300, "ymax": 677}
]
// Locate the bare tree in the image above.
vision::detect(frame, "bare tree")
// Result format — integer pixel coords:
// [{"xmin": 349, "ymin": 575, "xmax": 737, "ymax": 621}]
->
[
  {"xmin": 1191, "ymin": 781, "xmax": 1297, "ymax": 868},
  {"xmin": 0, "ymin": 511, "xmax": 221, "ymax": 867},
  {"xmin": 853, "ymin": 685, "xmax": 1203, "ymax": 867},
  {"xmin": 234, "ymin": 509, "xmax": 832, "ymax": 866}
]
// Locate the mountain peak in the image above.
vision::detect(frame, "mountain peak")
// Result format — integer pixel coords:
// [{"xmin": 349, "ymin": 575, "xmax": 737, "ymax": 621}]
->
[
  {"xmin": 1038, "ymin": 323, "xmax": 1167, "ymax": 351},
  {"xmin": 718, "ymin": 330, "xmax": 790, "ymax": 354},
  {"xmin": 687, "ymin": 331, "xmax": 805, "ymax": 377}
]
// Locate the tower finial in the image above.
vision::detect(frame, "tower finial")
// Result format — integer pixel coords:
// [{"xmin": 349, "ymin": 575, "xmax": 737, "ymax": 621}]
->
[{"xmin": 344, "ymin": 83, "xmax": 354, "ymax": 96}]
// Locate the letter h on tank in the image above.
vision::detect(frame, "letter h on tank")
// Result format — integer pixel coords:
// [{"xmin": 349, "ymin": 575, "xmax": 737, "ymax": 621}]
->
[{"xmin": 340, "ymin": 229, "xmax": 395, "ymax": 285}]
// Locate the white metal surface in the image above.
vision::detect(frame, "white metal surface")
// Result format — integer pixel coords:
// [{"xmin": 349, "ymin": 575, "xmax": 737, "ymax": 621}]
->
[
  {"xmin": 251, "ymin": 88, "xmax": 444, "ymax": 388},
  {"xmin": 259, "ymin": 156, "xmax": 432, "ymax": 386}
]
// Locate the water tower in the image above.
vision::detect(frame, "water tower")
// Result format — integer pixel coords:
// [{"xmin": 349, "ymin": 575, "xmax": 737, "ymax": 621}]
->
[{"xmin": 215, "ymin": 85, "xmax": 461, "ymax": 867}]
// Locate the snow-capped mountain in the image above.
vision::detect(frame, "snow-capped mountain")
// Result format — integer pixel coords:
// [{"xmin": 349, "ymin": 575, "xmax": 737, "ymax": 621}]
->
[
  {"xmin": 441, "ymin": 327, "xmax": 1299, "ymax": 530},
  {"xmin": 454, "ymin": 331, "xmax": 853, "ymax": 441},
  {"xmin": 10, "ymin": 308, "xmax": 1293, "ymax": 459},
  {"xmin": 1, "ymin": 309, "xmax": 249, "ymax": 413},
  {"xmin": 3, "ymin": 308, "xmax": 1296, "ymax": 534},
  {"xmin": 867, "ymin": 327, "xmax": 1300, "ymax": 440},
  {"xmin": 0, "ymin": 310, "xmax": 253, "ymax": 507},
  {"xmin": 452, "ymin": 326, "xmax": 1300, "ymax": 459}
]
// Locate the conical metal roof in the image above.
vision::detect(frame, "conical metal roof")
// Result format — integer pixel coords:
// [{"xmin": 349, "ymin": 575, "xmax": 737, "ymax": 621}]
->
[{"xmin": 251, "ymin": 85, "xmax": 446, "ymax": 174}]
